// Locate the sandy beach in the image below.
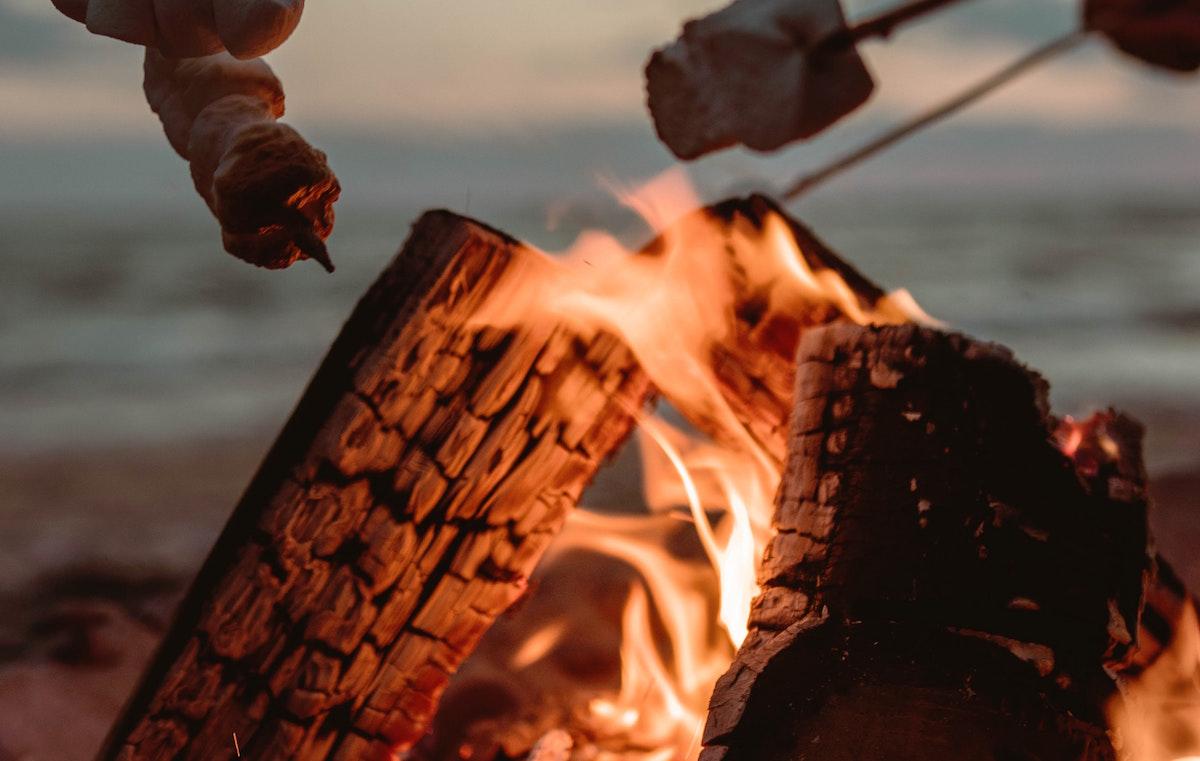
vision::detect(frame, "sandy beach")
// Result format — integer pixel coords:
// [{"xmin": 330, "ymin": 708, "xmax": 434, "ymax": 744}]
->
[{"xmin": 0, "ymin": 419, "xmax": 1195, "ymax": 761}]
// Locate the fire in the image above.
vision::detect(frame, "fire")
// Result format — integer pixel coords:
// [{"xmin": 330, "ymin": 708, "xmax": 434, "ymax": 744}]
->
[
  {"xmin": 1055, "ymin": 413, "xmax": 1121, "ymax": 465},
  {"xmin": 455, "ymin": 169, "xmax": 1200, "ymax": 760},
  {"xmin": 1107, "ymin": 598, "xmax": 1200, "ymax": 761},
  {"xmin": 461, "ymin": 168, "xmax": 934, "ymax": 759},
  {"xmin": 545, "ymin": 510, "xmax": 727, "ymax": 759},
  {"xmin": 636, "ymin": 413, "xmax": 761, "ymax": 648}
]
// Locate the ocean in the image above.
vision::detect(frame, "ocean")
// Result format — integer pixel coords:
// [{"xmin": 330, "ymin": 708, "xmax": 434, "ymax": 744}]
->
[{"xmin": 1, "ymin": 135, "xmax": 1199, "ymax": 592}]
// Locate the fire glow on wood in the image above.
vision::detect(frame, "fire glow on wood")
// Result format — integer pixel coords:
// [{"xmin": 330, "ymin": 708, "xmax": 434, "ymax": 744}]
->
[
  {"xmin": 98, "ymin": 172, "xmax": 1199, "ymax": 761},
  {"xmin": 429, "ymin": 170, "xmax": 931, "ymax": 758},
  {"xmin": 26, "ymin": 2, "xmax": 1200, "ymax": 759},
  {"xmin": 416, "ymin": 174, "xmax": 1199, "ymax": 761}
]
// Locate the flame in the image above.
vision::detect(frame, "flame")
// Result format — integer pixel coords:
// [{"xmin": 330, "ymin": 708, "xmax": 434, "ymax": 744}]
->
[
  {"xmin": 537, "ymin": 509, "xmax": 725, "ymax": 759},
  {"xmin": 637, "ymin": 414, "xmax": 761, "ymax": 648},
  {"xmin": 468, "ymin": 168, "xmax": 934, "ymax": 759},
  {"xmin": 446, "ymin": 169, "xmax": 1199, "ymax": 760},
  {"xmin": 1108, "ymin": 598, "xmax": 1200, "ymax": 761}
]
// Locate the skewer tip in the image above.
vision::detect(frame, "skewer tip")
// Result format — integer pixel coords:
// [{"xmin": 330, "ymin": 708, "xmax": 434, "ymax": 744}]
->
[{"xmin": 294, "ymin": 229, "xmax": 335, "ymax": 273}]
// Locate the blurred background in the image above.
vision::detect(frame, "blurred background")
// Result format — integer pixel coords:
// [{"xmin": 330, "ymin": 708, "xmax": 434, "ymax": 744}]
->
[{"xmin": 0, "ymin": 0, "xmax": 1197, "ymax": 754}]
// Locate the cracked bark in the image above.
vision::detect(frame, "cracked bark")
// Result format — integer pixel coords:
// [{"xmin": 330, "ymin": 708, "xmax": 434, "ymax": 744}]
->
[
  {"xmin": 96, "ymin": 211, "xmax": 652, "ymax": 761},
  {"xmin": 401, "ymin": 195, "xmax": 907, "ymax": 760},
  {"xmin": 691, "ymin": 197, "xmax": 1191, "ymax": 689},
  {"xmin": 702, "ymin": 324, "xmax": 1153, "ymax": 761}
]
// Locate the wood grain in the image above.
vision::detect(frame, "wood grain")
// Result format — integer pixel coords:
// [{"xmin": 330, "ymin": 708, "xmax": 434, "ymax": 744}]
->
[
  {"xmin": 97, "ymin": 211, "xmax": 652, "ymax": 761},
  {"xmin": 702, "ymin": 324, "xmax": 1151, "ymax": 761}
]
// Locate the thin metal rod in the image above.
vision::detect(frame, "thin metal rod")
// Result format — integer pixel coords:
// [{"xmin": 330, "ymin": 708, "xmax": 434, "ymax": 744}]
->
[
  {"xmin": 783, "ymin": 28, "xmax": 1089, "ymax": 201},
  {"xmin": 837, "ymin": 0, "xmax": 971, "ymax": 48}
]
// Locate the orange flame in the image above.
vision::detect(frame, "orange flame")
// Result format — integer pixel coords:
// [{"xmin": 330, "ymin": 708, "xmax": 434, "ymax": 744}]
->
[
  {"xmin": 469, "ymin": 168, "xmax": 936, "ymax": 758},
  {"xmin": 1107, "ymin": 598, "xmax": 1200, "ymax": 761},
  {"xmin": 466, "ymin": 168, "xmax": 941, "ymax": 758},
  {"xmin": 459, "ymin": 169, "xmax": 1200, "ymax": 760}
]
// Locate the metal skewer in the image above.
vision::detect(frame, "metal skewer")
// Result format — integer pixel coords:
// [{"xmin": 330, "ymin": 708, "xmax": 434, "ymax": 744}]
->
[{"xmin": 783, "ymin": 27, "xmax": 1090, "ymax": 201}]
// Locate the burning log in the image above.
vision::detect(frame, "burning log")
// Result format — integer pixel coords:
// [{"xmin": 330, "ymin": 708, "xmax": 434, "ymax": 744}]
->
[
  {"xmin": 96, "ymin": 212, "xmax": 652, "ymax": 761},
  {"xmin": 690, "ymin": 196, "xmax": 906, "ymax": 467},
  {"xmin": 403, "ymin": 194, "xmax": 926, "ymax": 760},
  {"xmin": 379, "ymin": 194, "xmax": 1193, "ymax": 760},
  {"xmin": 686, "ymin": 197, "xmax": 1193, "ymax": 692},
  {"xmin": 702, "ymin": 323, "xmax": 1153, "ymax": 761}
]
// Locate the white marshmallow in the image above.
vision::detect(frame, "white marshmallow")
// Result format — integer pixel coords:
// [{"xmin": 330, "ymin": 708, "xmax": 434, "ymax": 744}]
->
[
  {"xmin": 144, "ymin": 50, "xmax": 283, "ymax": 157},
  {"xmin": 176, "ymin": 55, "xmax": 284, "ymax": 120},
  {"xmin": 645, "ymin": 0, "xmax": 875, "ymax": 159}
]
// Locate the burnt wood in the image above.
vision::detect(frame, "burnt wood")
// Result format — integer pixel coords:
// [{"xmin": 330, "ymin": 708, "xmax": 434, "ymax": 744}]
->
[
  {"xmin": 702, "ymin": 323, "xmax": 1153, "ymax": 761},
  {"xmin": 695, "ymin": 197, "xmax": 1191, "ymax": 684},
  {"xmin": 402, "ymin": 195, "xmax": 901, "ymax": 760},
  {"xmin": 665, "ymin": 195, "xmax": 889, "ymax": 468},
  {"xmin": 97, "ymin": 211, "xmax": 653, "ymax": 761}
]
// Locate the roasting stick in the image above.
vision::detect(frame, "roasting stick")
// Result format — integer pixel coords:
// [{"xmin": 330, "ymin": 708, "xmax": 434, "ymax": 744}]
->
[
  {"xmin": 782, "ymin": 28, "xmax": 1090, "ymax": 201},
  {"xmin": 826, "ymin": 0, "xmax": 974, "ymax": 50}
]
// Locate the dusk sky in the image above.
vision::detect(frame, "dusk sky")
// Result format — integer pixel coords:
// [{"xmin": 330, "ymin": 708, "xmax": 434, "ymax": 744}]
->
[{"xmin": 1, "ymin": 0, "xmax": 1198, "ymax": 211}]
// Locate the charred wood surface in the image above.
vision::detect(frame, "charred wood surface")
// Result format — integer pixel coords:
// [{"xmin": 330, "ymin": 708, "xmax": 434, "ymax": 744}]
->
[
  {"xmin": 97, "ymin": 212, "xmax": 652, "ymax": 761},
  {"xmin": 702, "ymin": 324, "xmax": 1152, "ymax": 761},
  {"xmin": 663, "ymin": 195, "xmax": 889, "ymax": 467},
  {"xmin": 398, "ymin": 195, "xmax": 894, "ymax": 760},
  {"xmin": 697, "ymin": 197, "xmax": 1190, "ymax": 679}
]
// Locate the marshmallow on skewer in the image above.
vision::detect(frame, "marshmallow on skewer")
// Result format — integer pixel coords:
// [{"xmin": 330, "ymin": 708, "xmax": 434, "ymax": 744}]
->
[
  {"xmin": 49, "ymin": 0, "xmax": 87, "ymax": 23},
  {"xmin": 145, "ymin": 50, "xmax": 339, "ymax": 270},
  {"xmin": 645, "ymin": 0, "xmax": 874, "ymax": 160},
  {"xmin": 50, "ymin": 0, "xmax": 335, "ymax": 270},
  {"xmin": 1086, "ymin": 0, "xmax": 1200, "ymax": 72}
]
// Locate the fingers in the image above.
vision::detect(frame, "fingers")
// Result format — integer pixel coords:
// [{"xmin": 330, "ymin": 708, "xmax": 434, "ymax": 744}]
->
[
  {"xmin": 212, "ymin": 0, "xmax": 305, "ymax": 59},
  {"xmin": 85, "ymin": 0, "xmax": 158, "ymax": 46},
  {"xmin": 54, "ymin": 0, "xmax": 305, "ymax": 60},
  {"xmin": 152, "ymin": 0, "xmax": 223, "ymax": 58},
  {"xmin": 49, "ymin": 0, "xmax": 88, "ymax": 23}
]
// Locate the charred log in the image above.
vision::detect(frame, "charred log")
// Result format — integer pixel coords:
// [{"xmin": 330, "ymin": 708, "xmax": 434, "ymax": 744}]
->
[
  {"xmin": 405, "ymin": 195, "xmax": 900, "ymax": 760},
  {"xmin": 692, "ymin": 197, "xmax": 1191, "ymax": 682},
  {"xmin": 702, "ymin": 324, "xmax": 1152, "ymax": 761},
  {"xmin": 698, "ymin": 195, "xmax": 891, "ymax": 467},
  {"xmin": 97, "ymin": 212, "xmax": 652, "ymax": 761}
]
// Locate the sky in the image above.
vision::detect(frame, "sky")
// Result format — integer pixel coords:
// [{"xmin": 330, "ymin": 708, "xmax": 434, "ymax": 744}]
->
[{"xmin": 0, "ymin": 0, "xmax": 1197, "ymax": 209}]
